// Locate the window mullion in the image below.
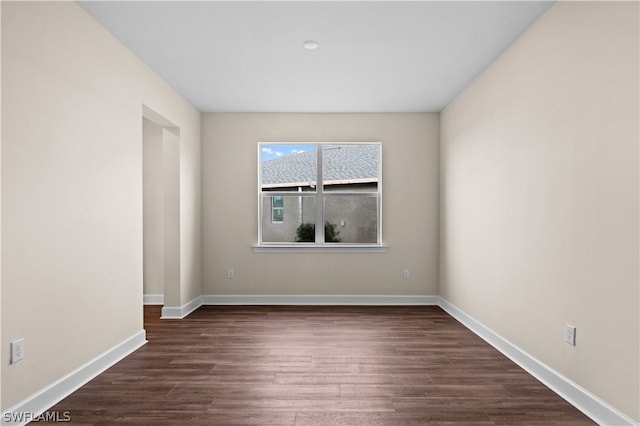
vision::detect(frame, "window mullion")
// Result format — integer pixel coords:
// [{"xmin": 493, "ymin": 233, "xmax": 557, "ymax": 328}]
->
[{"xmin": 315, "ymin": 144, "xmax": 324, "ymax": 244}]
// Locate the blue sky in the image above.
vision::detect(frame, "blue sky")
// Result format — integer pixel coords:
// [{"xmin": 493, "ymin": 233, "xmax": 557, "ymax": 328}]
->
[{"xmin": 260, "ymin": 144, "xmax": 315, "ymax": 162}]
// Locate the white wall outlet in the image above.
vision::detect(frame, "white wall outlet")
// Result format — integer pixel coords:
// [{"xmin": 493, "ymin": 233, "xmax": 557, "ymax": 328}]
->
[
  {"xmin": 403, "ymin": 269, "xmax": 410, "ymax": 279},
  {"xmin": 10, "ymin": 339, "xmax": 25, "ymax": 364},
  {"xmin": 565, "ymin": 324, "xmax": 576, "ymax": 346},
  {"xmin": 227, "ymin": 269, "xmax": 234, "ymax": 279}
]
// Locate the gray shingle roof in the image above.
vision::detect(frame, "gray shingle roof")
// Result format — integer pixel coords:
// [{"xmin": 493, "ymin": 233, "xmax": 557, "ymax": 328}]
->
[{"xmin": 261, "ymin": 144, "xmax": 379, "ymax": 187}]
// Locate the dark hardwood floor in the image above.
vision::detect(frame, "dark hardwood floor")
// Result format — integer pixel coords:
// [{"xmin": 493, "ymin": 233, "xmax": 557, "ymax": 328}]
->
[{"xmin": 44, "ymin": 305, "xmax": 595, "ymax": 425}]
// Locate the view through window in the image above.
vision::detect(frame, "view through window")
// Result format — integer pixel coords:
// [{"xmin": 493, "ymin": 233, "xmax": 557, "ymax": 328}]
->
[{"xmin": 259, "ymin": 143, "xmax": 381, "ymax": 245}]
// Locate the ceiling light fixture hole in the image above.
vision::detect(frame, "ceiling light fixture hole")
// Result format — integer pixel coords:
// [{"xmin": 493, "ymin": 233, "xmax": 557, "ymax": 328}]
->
[{"xmin": 303, "ymin": 40, "xmax": 319, "ymax": 50}]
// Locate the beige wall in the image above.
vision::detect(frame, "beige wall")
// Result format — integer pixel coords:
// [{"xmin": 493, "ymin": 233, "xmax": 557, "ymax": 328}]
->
[
  {"xmin": 143, "ymin": 119, "xmax": 164, "ymax": 296},
  {"xmin": 202, "ymin": 113, "xmax": 439, "ymax": 296},
  {"xmin": 163, "ymin": 128, "xmax": 182, "ymax": 307},
  {"xmin": 440, "ymin": 1, "xmax": 639, "ymax": 421},
  {"xmin": 1, "ymin": 1, "xmax": 201, "ymax": 410}
]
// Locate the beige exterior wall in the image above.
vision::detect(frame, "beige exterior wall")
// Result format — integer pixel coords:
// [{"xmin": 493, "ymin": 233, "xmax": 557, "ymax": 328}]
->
[
  {"xmin": 261, "ymin": 184, "xmax": 378, "ymax": 244},
  {"xmin": 440, "ymin": 2, "xmax": 639, "ymax": 421},
  {"xmin": 1, "ymin": 1, "xmax": 201, "ymax": 409},
  {"xmin": 202, "ymin": 113, "xmax": 439, "ymax": 296}
]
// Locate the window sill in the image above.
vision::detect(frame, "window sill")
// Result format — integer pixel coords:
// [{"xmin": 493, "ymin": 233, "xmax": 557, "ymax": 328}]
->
[{"xmin": 251, "ymin": 244, "xmax": 389, "ymax": 253}]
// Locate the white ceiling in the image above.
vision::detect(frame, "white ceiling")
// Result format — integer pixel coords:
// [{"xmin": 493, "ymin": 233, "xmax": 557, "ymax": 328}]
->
[{"xmin": 78, "ymin": 1, "xmax": 553, "ymax": 113}]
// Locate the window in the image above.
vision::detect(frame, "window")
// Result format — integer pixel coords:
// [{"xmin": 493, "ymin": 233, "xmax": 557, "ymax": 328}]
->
[
  {"xmin": 271, "ymin": 196, "xmax": 284, "ymax": 223},
  {"xmin": 258, "ymin": 142, "xmax": 381, "ymax": 246}
]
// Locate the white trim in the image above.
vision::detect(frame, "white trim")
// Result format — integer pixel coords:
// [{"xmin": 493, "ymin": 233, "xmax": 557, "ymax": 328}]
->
[
  {"xmin": 252, "ymin": 244, "xmax": 389, "ymax": 253},
  {"xmin": 202, "ymin": 294, "xmax": 439, "ymax": 306},
  {"xmin": 160, "ymin": 296, "xmax": 203, "ymax": 319},
  {"xmin": 143, "ymin": 294, "xmax": 164, "ymax": 305},
  {"xmin": 438, "ymin": 298, "xmax": 637, "ymax": 426},
  {"xmin": 1, "ymin": 330, "xmax": 146, "ymax": 426}
]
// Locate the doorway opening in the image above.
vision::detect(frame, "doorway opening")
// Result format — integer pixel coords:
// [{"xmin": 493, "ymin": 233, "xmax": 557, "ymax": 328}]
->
[{"xmin": 142, "ymin": 105, "xmax": 180, "ymax": 320}]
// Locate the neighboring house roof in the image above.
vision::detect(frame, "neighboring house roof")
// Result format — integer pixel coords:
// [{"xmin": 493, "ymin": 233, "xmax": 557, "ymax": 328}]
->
[{"xmin": 262, "ymin": 144, "xmax": 379, "ymax": 188}]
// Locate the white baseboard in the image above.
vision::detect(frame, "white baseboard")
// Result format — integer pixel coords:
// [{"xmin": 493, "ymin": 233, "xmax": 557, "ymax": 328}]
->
[
  {"xmin": 159, "ymin": 295, "xmax": 438, "ymax": 319},
  {"xmin": 1, "ymin": 330, "xmax": 146, "ymax": 426},
  {"xmin": 201, "ymin": 294, "xmax": 440, "ymax": 306},
  {"xmin": 161, "ymin": 296, "xmax": 203, "ymax": 319},
  {"xmin": 143, "ymin": 294, "xmax": 164, "ymax": 305},
  {"xmin": 438, "ymin": 298, "xmax": 637, "ymax": 426}
]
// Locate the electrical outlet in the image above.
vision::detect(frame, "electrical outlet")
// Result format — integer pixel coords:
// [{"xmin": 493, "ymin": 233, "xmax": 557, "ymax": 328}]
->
[
  {"xmin": 403, "ymin": 269, "xmax": 410, "ymax": 279},
  {"xmin": 565, "ymin": 324, "xmax": 576, "ymax": 346},
  {"xmin": 227, "ymin": 269, "xmax": 234, "ymax": 279},
  {"xmin": 10, "ymin": 339, "xmax": 24, "ymax": 364}
]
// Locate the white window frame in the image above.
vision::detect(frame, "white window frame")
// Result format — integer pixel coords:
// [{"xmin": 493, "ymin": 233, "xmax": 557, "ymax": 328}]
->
[{"xmin": 255, "ymin": 142, "xmax": 387, "ymax": 252}]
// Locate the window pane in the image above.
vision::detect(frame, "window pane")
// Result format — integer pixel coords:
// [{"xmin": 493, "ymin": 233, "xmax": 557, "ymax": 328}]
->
[
  {"xmin": 272, "ymin": 196, "xmax": 284, "ymax": 208},
  {"xmin": 259, "ymin": 142, "xmax": 382, "ymax": 246},
  {"xmin": 261, "ymin": 195, "xmax": 316, "ymax": 243},
  {"xmin": 261, "ymin": 144, "xmax": 317, "ymax": 192},
  {"xmin": 272, "ymin": 208, "xmax": 284, "ymax": 223},
  {"xmin": 324, "ymin": 195, "xmax": 378, "ymax": 243},
  {"xmin": 322, "ymin": 144, "xmax": 379, "ymax": 191}
]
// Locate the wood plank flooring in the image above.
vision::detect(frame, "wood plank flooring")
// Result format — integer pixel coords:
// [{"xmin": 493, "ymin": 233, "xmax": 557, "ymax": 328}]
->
[{"xmin": 44, "ymin": 305, "xmax": 595, "ymax": 425}]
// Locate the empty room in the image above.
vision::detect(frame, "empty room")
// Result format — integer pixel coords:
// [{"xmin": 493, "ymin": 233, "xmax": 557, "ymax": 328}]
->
[{"xmin": 1, "ymin": 1, "xmax": 638, "ymax": 425}]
